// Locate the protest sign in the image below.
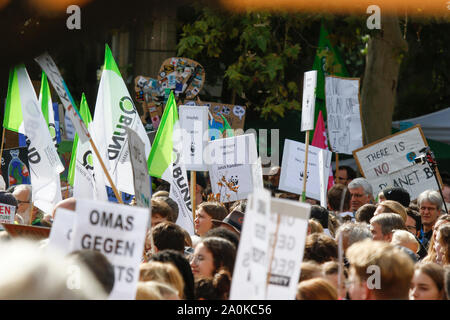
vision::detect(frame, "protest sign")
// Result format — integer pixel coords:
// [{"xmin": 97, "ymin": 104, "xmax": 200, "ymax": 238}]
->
[
  {"xmin": 266, "ymin": 198, "xmax": 310, "ymax": 299},
  {"xmin": 230, "ymin": 189, "xmax": 271, "ymax": 300},
  {"xmin": 2, "ymin": 223, "xmax": 50, "ymax": 240},
  {"xmin": 279, "ymin": 139, "xmax": 332, "ymax": 200},
  {"xmin": 179, "ymin": 105, "xmax": 209, "ymax": 171},
  {"xmin": 70, "ymin": 199, "xmax": 149, "ymax": 299},
  {"xmin": 48, "ymin": 208, "xmax": 75, "ymax": 255},
  {"xmin": 230, "ymin": 194, "xmax": 311, "ymax": 300},
  {"xmin": 318, "ymin": 149, "xmax": 328, "ymax": 208},
  {"xmin": 1, "ymin": 147, "xmax": 31, "ymax": 189},
  {"xmin": 207, "ymin": 134, "xmax": 258, "ymax": 203},
  {"xmin": 184, "ymin": 100, "xmax": 247, "ymax": 131},
  {"xmin": 301, "ymin": 71, "xmax": 317, "ymax": 132},
  {"xmin": 0, "ymin": 204, "xmax": 16, "ymax": 230},
  {"xmin": 126, "ymin": 128, "xmax": 151, "ymax": 208},
  {"xmin": 325, "ymin": 75, "xmax": 363, "ymax": 154},
  {"xmin": 353, "ymin": 125, "xmax": 441, "ymax": 200}
]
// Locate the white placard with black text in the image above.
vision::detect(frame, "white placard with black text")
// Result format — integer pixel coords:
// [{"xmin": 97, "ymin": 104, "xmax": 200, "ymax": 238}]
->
[
  {"xmin": 301, "ymin": 71, "xmax": 317, "ymax": 132},
  {"xmin": 48, "ymin": 208, "xmax": 75, "ymax": 255}
]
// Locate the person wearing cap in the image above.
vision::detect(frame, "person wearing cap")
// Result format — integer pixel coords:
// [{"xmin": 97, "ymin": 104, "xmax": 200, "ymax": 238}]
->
[
  {"xmin": 381, "ymin": 186, "xmax": 411, "ymax": 208},
  {"xmin": 211, "ymin": 209, "xmax": 244, "ymax": 235}
]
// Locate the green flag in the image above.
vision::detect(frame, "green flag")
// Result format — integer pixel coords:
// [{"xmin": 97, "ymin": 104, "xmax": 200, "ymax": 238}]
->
[
  {"xmin": 220, "ymin": 114, "xmax": 234, "ymax": 137},
  {"xmin": 68, "ymin": 93, "xmax": 92, "ymax": 186},
  {"xmin": 312, "ymin": 22, "xmax": 349, "ymax": 127},
  {"xmin": 3, "ymin": 67, "xmax": 24, "ymax": 133}
]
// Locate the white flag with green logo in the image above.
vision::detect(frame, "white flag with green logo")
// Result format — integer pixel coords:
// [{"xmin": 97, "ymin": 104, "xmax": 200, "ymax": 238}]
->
[
  {"xmin": 148, "ymin": 91, "xmax": 194, "ymax": 235},
  {"xmin": 13, "ymin": 65, "xmax": 64, "ymax": 214},
  {"xmin": 70, "ymin": 94, "xmax": 107, "ymax": 201},
  {"xmin": 91, "ymin": 45, "xmax": 151, "ymax": 195}
]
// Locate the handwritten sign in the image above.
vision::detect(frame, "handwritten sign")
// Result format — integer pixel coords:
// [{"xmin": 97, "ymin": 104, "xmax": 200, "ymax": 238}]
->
[
  {"xmin": 279, "ymin": 139, "xmax": 332, "ymax": 200},
  {"xmin": 353, "ymin": 125, "xmax": 440, "ymax": 200},
  {"xmin": 207, "ymin": 134, "xmax": 258, "ymax": 203},
  {"xmin": 179, "ymin": 105, "xmax": 209, "ymax": 171},
  {"xmin": 301, "ymin": 71, "xmax": 317, "ymax": 132},
  {"xmin": 325, "ymin": 76, "xmax": 363, "ymax": 154},
  {"xmin": 126, "ymin": 128, "xmax": 151, "ymax": 208},
  {"xmin": 48, "ymin": 208, "xmax": 75, "ymax": 255},
  {"xmin": 70, "ymin": 199, "xmax": 149, "ymax": 299},
  {"xmin": 0, "ymin": 204, "xmax": 16, "ymax": 230}
]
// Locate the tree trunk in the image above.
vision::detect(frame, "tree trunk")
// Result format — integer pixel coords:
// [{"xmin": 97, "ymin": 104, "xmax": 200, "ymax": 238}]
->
[{"xmin": 360, "ymin": 14, "xmax": 408, "ymax": 144}]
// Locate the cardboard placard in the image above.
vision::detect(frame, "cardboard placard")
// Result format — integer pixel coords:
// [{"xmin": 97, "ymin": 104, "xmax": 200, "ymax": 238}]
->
[
  {"xmin": 126, "ymin": 128, "xmax": 151, "ymax": 208},
  {"xmin": 301, "ymin": 71, "xmax": 317, "ymax": 132},
  {"xmin": 325, "ymin": 75, "xmax": 363, "ymax": 154},
  {"xmin": 353, "ymin": 125, "xmax": 441, "ymax": 200},
  {"xmin": 48, "ymin": 208, "xmax": 75, "ymax": 255},
  {"xmin": 70, "ymin": 199, "xmax": 149, "ymax": 300},
  {"xmin": 207, "ymin": 134, "xmax": 258, "ymax": 203},
  {"xmin": 2, "ymin": 223, "xmax": 50, "ymax": 240},
  {"xmin": 1, "ymin": 147, "xmax": 31, "ymax": 189},
  {"xmin": 0, "ymin": 204, "xmax": 16, "ymax": 230},
  {"xmin": 179, "ymin": 105, "xmax": 209, "ymax": 171},
  {"xmin": 279, "ymin": 139, "xmax": 332, "ymax": 200}
]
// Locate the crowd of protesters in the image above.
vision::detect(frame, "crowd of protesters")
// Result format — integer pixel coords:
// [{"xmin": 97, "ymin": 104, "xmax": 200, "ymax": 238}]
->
[{"xmin": 0, "ymin": 167, "xmax": 450, "ymax": 301}]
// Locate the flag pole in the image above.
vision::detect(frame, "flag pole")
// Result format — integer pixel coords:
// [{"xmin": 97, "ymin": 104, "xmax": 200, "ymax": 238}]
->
[
  {"xmin": 301, "ymin": 131, "xmax": 310, "ymax": 202},
  {"xmin": 88, "ymin": 139, "xmax": 123, "ymax": 204},
  {"xmin": 335, "ymin": 153, "xmax": 340, "ymax": 182},
  {"xmin": 0, "ymin": 127, "xmax": 5, "ymax": 173},
  {"xmin": 191, "ymin": 171, "xmax": 196, "ymax": 221}
]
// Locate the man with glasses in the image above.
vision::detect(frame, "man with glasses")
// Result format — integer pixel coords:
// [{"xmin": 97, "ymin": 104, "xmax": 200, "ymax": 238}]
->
[
  {"xmin": 12, "ymin": 184, "xmax": 33, "ymax": 225},
  {"xmin": 417, "ymin": 189, "xmax": 443, "ymax": 249},
  {"xmin": 348, "ymin": 178, "xmax": 374, "ymax": 216}
]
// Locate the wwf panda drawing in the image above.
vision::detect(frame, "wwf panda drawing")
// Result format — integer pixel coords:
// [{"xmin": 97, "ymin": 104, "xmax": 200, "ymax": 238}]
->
[{"xmin": 228, "ymin": 175, "xmax": 239, "ymax": 186}]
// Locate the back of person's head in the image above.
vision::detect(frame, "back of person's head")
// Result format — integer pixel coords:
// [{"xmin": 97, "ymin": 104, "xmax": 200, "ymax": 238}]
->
[
  {"xmin": 139, "ymin": 261, "xmax": 185, "ymax": 298},
  {"xmin": 296, "ymin": 278, "xmax": 338, "ymax": 300},
  {"xmin": 151, "ymin": 198, "xmax": 174, "ymax": 221},
  {"xmin": 299, "ymin": 261, "xmax": 323, "ymax": 282},
  {"xmin": 335, "ymin": 222, "xmax": 372, "ymax": 252},
  {"xmin": 377, "ymin": 200, "xmax": 407, "ymax": 222},
  {"xmin": 355, "ymin": 204, "xmax": 377, "ymax": 224},
  {"xmin": 444, "ymin": 266, "xmax": 450, "ymax": 300},
  {"xmin": 417, "ymin": 190, "xmax": 443, "ymax": 211},
  {"xmin": 304, "ymin": 233, "xmax": 338, "ymax": 264},
  {"xmin": 52, "ymin": 197, "xmax": 76, "ymax": 218},
  {"xmin": 348, "ymin": 178, "xmax": 373, "ymax": 196},
  {"xmin": 201, "ymin": 237, "xmax": 237, "ymax": 275},
  {"xmin": 194, "ymin": 268, "xmax": 232, "ymax": 300},
  {"xmin": 322, "ymin": 260, "xmax": 348, "ymax": 278},
  {"xmin": 203, "ymin": 227, "xmax": 240, "ymax": 249},
  {"xmin": 0, "ymin": 191, "xmax": 18, "ymax": 209},
  {"xmin": 327, "ymin": 184, "xmax": 350, "ymax": 212},
  {"xmin": 0, "ymin": 240, "xmax": 106, "ymax": 299},
  {"xmin": 308, "ymin": 219, "xmax": 324, "ymax": 235},
  {"xmin": 346, "ymin": 239, "xmax": 414, "ymax": 300},
  {"xmin": 68, "ymin": 249, "xmax": 115, "ymax": 295},
  {"xmin": 391, "ymin": 229, "xmax": 420, "ymax": 254},
  {"xmin": 154, "ymin": 196, "xmax": 179, "ymax": 222},
  {"xmin": 382, "ymin": 187, "xmax": 411, "ymax": 208},
  {"xmin": 198, "ymin": 202, "xmax": 228, "ymax": 221},
  {"xmin": 149, "ymin": 249, "xmax": 195, "ymax": 300},
  {"xmin": 371, "ymin": 213, "xmax": 406, "ymax": 236},
  {"xmin": 152, "ymin": 221, "xmax": 185, "ymax": 252},
  {"xmin": 136, "ymin": 281, "xmax": 179, "ymax": 300},
  {"xmin": 152, "ymin": 190, "xmax": 169, "ymax": 198},
  {"xmin": 310, "ymin": 205, "xmax": 329, "ymax": 230}
]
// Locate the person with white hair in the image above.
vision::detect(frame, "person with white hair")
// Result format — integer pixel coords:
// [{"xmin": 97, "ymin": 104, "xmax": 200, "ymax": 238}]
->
[
  {"xmin": 348, "ymin": 178, "xmax": 374, "ymax": 213},
  {"xmin": 0, "ymin": 240, "xmax": 107, "ymax": 299},
  {"xmin": 417, "ymin": 189, "xmax": 444, "ymax": 249},
  {"xmin": 391, "ymin": 229, "xmax": 420, "ymax": 255}
]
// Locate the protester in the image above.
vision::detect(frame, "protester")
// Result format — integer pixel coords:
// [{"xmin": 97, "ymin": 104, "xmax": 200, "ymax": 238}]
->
[
  {"xmin": 310, "ymin": 205, "xmax": 340, "ymax": 237},
  {"xmin": 139, "ymin": 261, "xmax": 185, "ymax": 299},
  {"xmin": 308, "ymin": 219, "xmax": 324, "ymax": 235},
  {"xmin": 194, "ymin": 269, "xmax": 232, "ymax": 300},
  {"xmin": 355, "ymin": 204, "xmax": 376, "ymax": 224},
  {"xmin": 151, "ymin": 198, "xmax": 174, "ymax": 228},
  {"xmin": 136, "ymin": 281, "xmax": 179, "ymax": 300},
  {"xmin": 334, "ymin": 166, "xmax": 356, "ymax": 186},
  {"xmin": 391, "ymin": 229, "xmax": 420, "ymax": 256},
  {"xmin": 296, "ymin": 278, "xmax": 338, "ymax": 300},
  {"xmin": 422, "ymin": 214, "xmax": 450, "ymax": 263},
  {"xmin": 369, "ymin": 213, "xmax": 406, "ymax": 242},
  {"xmin": 12, "ymin": 184, "xmax": 33, "ymax": 224},
  {"xmin": 374, "ymin": 200, "xmax": 407, "ymax": 223},
  {"xmin": 203, "ymin": 227, "xmax": 240, "ymax": 249},
  {"xmin": 382, "ymin": 186, "xmax": 411, "ymax": 208},
  {"xmin": 347, "ymin": 178, "xmax": 374, "ymax": 213},
  {"xmin": 335, "ymin": 222, "xmax": 372, "ymax": 253},
  {"xmin": 151, "ymin": 221, "xmax": 186, "ymax": 253},
  {"xmin": 299, "ymin": 261, "xmax": 323, "ymax": 282},
  {"xmin": 211, "ymin": 209, "xmax": 244, "ymax": 236},
  {"xmin": 68, "ymin": 249, "xmax": 115, "ymax": 295},
  {"xmin": 153, "ymin": 196, "xmax": 179, "ymax": 223},
  {"xmin": 0, "ymin": 240, "xmax": 107, "ymax": 299},
  {"xmin": 410, "ymin": 262, "xmax": 447, "ymax": 300},
  {"xmin": 303, "ymin": 233, "xmax": 338, "ymax": 264},
  {"xmin": 189, "ymin": 237, "xmax": 236, "ymax": 280},
  {"xmin": 149, "ymin": 249, "xmax": 195, "ymax": 300},
  {"xmin": 327, "ymin": 184, "xmax": 352, "ymax": 222},
  {"xmin": 406, "ymin": 207, "xmax": 422, "ymax": 238},
  {"xmin": 434, "ymin": 224, "xmax": 450, "ymax": 266},
  {"xmin": 322, "ymin": 261, "xmax": 348, "ymax": 299},
  {"xmin": 418, "ymin": 189, "xmax": 444, "ymax": 249},
  {"xmin": 0, "ymin": 191, "xmax": 19, "ymax": 223},
  {"xmin": 194, "ymin": 202, "xmax": 228, "ymax": 236},
  {"xmin": 346, "ymin": 240, "xmax": 414, "ymax": 300}
]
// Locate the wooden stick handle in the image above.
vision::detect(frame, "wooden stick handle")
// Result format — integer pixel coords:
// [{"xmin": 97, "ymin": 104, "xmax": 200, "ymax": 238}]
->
[
  {"xmin": 265, "ymin": 213, "xmax": 281, "ymax": 298},
  {"xmin": 88, "ymin": 138, "xmax": 123, "ymax": 204},
  {"xmin": 301, "ymin": 131, "xmax": 310, "ymax": 202},
  {"xmin": 191, "ymin": 171, "xmax": 196, "ymax": 221}
]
